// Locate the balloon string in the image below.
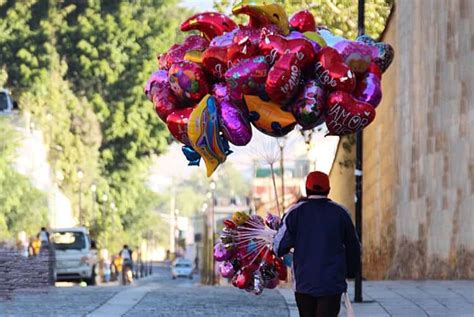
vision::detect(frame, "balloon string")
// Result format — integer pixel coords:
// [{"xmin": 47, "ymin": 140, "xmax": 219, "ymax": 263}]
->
[{"xmin": 242, "ymin": 244, "xmax": 266, "ymax": 260}]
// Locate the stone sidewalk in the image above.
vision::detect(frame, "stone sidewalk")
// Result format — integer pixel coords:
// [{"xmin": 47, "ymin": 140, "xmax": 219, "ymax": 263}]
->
[{"xmin": 280, "ymin": 280, "xmax": 474, "ymax": 316}]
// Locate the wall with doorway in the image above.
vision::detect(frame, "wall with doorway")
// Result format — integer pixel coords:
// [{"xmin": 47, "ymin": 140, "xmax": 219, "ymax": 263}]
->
[{"xmin": 329, "ymin": 0, "xmax": 474, "ymax": 279}]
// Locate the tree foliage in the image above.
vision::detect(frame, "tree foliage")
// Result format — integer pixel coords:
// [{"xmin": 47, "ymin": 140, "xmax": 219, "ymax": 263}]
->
[{"xmin": 0, "ymin": 0, "xmax": 188, "ymax": 249}]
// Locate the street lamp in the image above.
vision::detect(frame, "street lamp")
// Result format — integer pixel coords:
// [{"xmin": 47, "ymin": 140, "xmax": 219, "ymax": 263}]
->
[{"xmin": 77, "ymin": 168, "xmax": 84, "ymax": 224}]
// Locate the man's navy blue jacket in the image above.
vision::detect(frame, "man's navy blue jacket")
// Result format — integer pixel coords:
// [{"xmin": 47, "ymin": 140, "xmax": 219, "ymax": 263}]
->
[{"xmin": 273, "ymin": 196, "xmax": 361, "ymax": 297}]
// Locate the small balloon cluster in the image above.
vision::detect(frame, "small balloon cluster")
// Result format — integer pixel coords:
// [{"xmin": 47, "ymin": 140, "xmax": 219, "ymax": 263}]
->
[
  {"xmin": 214, "ymin": 212, "xmax": 285, "ymax": 295},
  {"xmin": 144, "ymin": 1, "xmax": 394, "ymax": 176}
]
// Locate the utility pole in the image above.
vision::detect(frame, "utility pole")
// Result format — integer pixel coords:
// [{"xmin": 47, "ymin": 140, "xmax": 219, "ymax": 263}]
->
[
  {"xmin": 355, "ymin": 0, "xmax": 365, "ymax": 303},
  {"xmin": 170, "ymin": 182, "xmax": 176, "ymax": 258},
  {"xmin": 279, "ymin": 139, "xmax": 285, "ymax": 211}
]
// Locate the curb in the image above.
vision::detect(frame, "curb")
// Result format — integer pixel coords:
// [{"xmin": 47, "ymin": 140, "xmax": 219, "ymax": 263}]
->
[{"xmin": 277, "ymin": 288, "xmax": 299, "ymax": 317}]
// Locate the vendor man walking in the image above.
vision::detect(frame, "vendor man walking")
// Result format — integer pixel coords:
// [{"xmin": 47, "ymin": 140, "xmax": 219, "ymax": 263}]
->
[{"xmin": 274, "ymin": 171, "xmax": 361, "ymax": 317}]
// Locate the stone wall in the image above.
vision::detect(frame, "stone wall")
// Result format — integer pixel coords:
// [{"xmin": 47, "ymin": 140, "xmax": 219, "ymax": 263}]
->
[
  {"xmin": 0, "ymin": 248, "xmax": 54, "ymax": 298},
  {"xmin": 329, "ymin": 0, "xmax": 474, "ymax": 279}
]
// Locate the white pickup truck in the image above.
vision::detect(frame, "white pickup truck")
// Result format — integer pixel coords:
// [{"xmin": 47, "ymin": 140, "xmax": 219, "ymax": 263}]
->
[{"xmin": 51, "ymin": 227, "xmax": 99, "ymax": 285}]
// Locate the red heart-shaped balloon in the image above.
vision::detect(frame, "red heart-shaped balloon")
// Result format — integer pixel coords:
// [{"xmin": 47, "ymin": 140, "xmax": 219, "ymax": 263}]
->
[
  {"xmin": 202, "ymin": 46, "xmax": 230, "ymax": 79},
  {"xmin": 153, "ymin": 84, "xmax": 178, "ymax": 122},
  {"xmin": 325, "ymin": 91, "xmax": 375, "ymax": 135},
  {"xmin": 259, "ymin": 34, "xmax": 316, "ymax": 68},
  {"xmin": 232, "ymin": 269, "xmax": 252, "ymax": 289},
  {"xmin": 223, "ymin": 219, "xmax": 237, "ymax": 229},
  {"xmin": 273, "ymin": 257, "xmax": 288, "ymax": 280},
  {"xmin": 315, "ymin": 47, "xmax": 356, "ymax": 93},
  {"xmin": 289, "ymin": 10, "xmax": 316, "ymax": 33},
  {"xmin": 166, "ymin": 107, "xmax": 194, "ymax": 145},
  {"xmin": 227, "ymin": 38, "xmax": 258, "ymax": 64},
  {"xmin": 162, "ymin": 35, "xmax": 209, "ymax": 70},
  {"xmin": 265, "ymin": 53, "xmax": 302, "ymax": 104}
]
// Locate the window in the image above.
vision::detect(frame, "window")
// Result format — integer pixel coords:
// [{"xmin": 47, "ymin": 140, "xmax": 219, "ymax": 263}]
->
[
  {"xmin": 0, "ymin": 93, "xmax": 8, "ymax": 111},
  {"xmin": 51, "ymin": 232, "xmax": 86, "ymax": 250}
]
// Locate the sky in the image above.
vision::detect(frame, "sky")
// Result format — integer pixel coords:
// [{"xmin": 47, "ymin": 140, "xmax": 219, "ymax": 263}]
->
[{"xmin": 181, "ymin": 0, "xmax": 214, "ymax": 11}]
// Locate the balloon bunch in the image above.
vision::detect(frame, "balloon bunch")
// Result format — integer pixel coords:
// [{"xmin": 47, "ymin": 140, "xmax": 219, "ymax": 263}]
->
[
  {"xmin": 214, "ymin": 212, "xmax": 285, "ymax": 295},
  {"xmin": 145, "ymin": 1, "xmax": 394, "ymax": 176}
]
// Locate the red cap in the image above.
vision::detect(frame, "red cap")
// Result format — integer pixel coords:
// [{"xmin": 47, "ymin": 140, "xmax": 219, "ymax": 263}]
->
[{"xmin": 305, "ymin": 171, "xmax": 330, "ymax": 194}]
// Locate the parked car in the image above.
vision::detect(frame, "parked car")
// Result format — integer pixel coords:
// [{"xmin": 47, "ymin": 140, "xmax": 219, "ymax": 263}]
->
[
  {"xmin": 51, "ymin": 227, "xmax": 98, "ymax": 285},
  {"xmin": 171, "ymin": 258, "xmax": 194, "ymax": 279},
  {"xmin": 0, "ymin": 88, "xmax": 18, "ymax": 115}
]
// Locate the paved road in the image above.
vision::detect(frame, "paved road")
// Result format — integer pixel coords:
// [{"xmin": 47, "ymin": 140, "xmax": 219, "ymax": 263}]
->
[{"xmin": 1, "ymin": 264, "xmax": 473, "ymax": 316}]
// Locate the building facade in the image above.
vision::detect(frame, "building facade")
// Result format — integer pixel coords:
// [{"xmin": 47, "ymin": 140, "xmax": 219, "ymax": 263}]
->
[{"xmin": 330, "ymin": 0, "xmax": 474, "ymax": 279}]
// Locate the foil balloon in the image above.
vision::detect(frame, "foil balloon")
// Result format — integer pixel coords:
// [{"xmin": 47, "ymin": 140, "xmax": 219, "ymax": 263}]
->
[
  {"xmin": 166, "ymin": 108, "xmax": 194, "ymax": 145},
  {"xmin": 232, "ymin": 268, "xmax": 252, "ymax": 289},
  {"xmin": 214, "ymin": 242, "xmax": 234, "ymax": 262},
  {"xmin": 210, "ymin": 28, "xmax": 238, "ymax": 47},
  {"xmin": 183, "ymin": 50, "xmax": 204, "ymax": 64},
  {"xmin": 259, "ymin": 34, "xmax": 316, "ymax": 68},
  {"xmin": 252, "ymin": 273, "xmax": 264, "ymax": 295},
  {"xmin": 353, "ymin": 70, "xmax": 382, "ymax": 108},
  {"xmin": 182, "ymin": 145, "xmax": 201, "ymax": 166},
  {"xmin": 188, "ymin": 95, "xmax": 228, "ymax": 177},
  {"xmin": 225, "ymin": 56, "xmax": 269, "ymax": 102},
  {"xmin": 286, "ymin": 31, "xmax": 324, "ymax": 54},
  {"xmin": 232, "ymin": 211, "xmax": 249, "ymax": 225},
  {"xmin": 265, "ymin": 53, "xmax": 302, "ymax": 104},
  {"xmin": 180, "ymin": 12, "xmax": 238, "ymax": 41},
  {"xmin": 144, "ymin": 70, "xmax": 169, "ymax": 100},
  {"xmin": 233, "ymin": 25, "xmax": 263, "ymax": 46},
  {"xmin": 315, "ymin": 47, "xmax": 355, "ymax": 93},
  {"xmin": 366, "ymin": 62, "xmax": 382, "ymax": 80},
  {"xmin": 219, "ymin": 261, "xmax": 236, "ymax": 278},
  {"xmin": 202, "ymin": 46, "xmax": 229, "ymax": 79},
  {"xmin": 325, "ymin": 91, "xmax": 376, "ymax": 136},
  {"xmin": 232, "ymin": 1, "xmax": 289, "ymax": 35},
  {"xmin": 264, "ymin": 213, "xmax": 281, "ymax": 230},
  {"xmin": 274, "ymin": 257, "xmax": 288, "ymax": 280},
  {"xmin": 212, "ymin": 83, "xmax": 229, "ymax": 104},
  {"xmin": 245, "ymin": 95, "xmax": 296, "ymax": 137},
  {"xmin": 317, "ymin": 28, "xmax": 345, "ymax": 47},
  {"xmin": 169, "ymin": 61, "xmax": 210, "ymax": 103},
  {"xmin": 333, "ymin": 40, "xmax": 377, "ymax": 73},
  {"xmin": 289, "ymin": 10, "xmax": 316, "ymax": 33},
  {"xmin": 227, "ymin": 39, "xmax": 258, "ymax": 64},
  {"xmin": 223, "ymin": 219, "xmax": 237, "ymax": 229},
  {"xmin": 356, "ymin": 34, "xmax": 394, "ymax": 73},
  {"xmin": 218, "ymin": 99, "xmax": 252, "ymax": 146},
  {"xmin": 152, "ymin": 85, "xmax": 178, "ymax": 122},
  {"xmin": 289, "ymin": 80, "xmax": 326, "ymax": 130},
  {"xmin": 162, "ymin": 35, "xmax": 209, "ymax": 69}
]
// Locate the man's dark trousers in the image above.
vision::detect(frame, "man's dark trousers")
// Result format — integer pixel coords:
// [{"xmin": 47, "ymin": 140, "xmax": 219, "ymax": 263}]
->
[{"xmin": 295, "ymin": 292, "xmax": 342, "ymax": 317}]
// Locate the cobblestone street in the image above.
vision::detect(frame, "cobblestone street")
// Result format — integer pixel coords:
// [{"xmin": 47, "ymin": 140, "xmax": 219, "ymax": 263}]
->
[{"xmin": 1, "ymin": 264, "xmax": 473, "ymax": 316}]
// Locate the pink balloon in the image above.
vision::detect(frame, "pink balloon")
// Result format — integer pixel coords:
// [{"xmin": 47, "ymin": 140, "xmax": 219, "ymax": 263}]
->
[
  {"xmin": 353, "ymin": 72, "xmax": 382, "ymax": 108},
  {"xmin": 225, "ymin": 56, "xmax": 269, "ymax": 102},
  {"xmin": 333, "ymin": 40, "xmax": 377, "ymax": 74}
]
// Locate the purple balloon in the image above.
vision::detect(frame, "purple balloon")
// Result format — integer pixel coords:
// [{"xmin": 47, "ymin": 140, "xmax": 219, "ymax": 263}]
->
[
  {"xmin": 218, "ymin": 99, "xmax": 252, "ymax": 146},
  {"xmin": 212, "ymin": 83, "xmax": 229, "ymax": 104},
  {"xmin": 264, "ymin": 213, "xmax": 281, "ymax": 230},
  {"xmin": 353, "ymin": 73, "xmax": 382, "ymax": 108},
  {"xmin": 210, "ymin": 29, "xmax": 238, "ymax": 47},
  {"xmin": 214, "ymin": 242, "xmax": 233, "ymax": 262},
  {"xmin": 144, "ymin": 70, "xmax": 168, "ymax": 100},
  {"xmin": 225, "ymin": 56, "xmax": 269, "ymax": 102},
  {"xmin": 289, "ymin": 80, "xmax": 326, "ymax": 130},
  {"xmin": 333, "ymin": 40, "xmax": 377, "ymax": 74},
  {"xmin": 219, "ymin": 261, "xmax": 236, "ymax": 278}
]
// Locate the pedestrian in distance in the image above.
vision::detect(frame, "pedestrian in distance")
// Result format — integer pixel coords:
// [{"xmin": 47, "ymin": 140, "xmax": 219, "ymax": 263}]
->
[{"xmin": 274, "ymin": 171, "xmax": 361, "ymax": 317}]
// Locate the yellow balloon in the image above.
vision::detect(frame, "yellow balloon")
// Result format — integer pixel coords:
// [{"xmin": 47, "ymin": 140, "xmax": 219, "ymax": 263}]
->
[
  {"xmin": 303, "ymin": 31, "xmax": 327, "ymax": 48},
  {"xmin": 188, "ymin": 95, "xmax": 227, "ymax": 177},
  {"xmin": 244, "ymin": 95, "xmax": 296, "ymax": 137},
  {"xmin": 232, "ymin": 211, "xmax": 249, "ymax": 225},
  {"xmin": 233, "ymin": 0, "xmax": 289, "ymax": 35},
  {"xmin": 184, "ymin": 49, "xmax": 204, "ymax": 64}
]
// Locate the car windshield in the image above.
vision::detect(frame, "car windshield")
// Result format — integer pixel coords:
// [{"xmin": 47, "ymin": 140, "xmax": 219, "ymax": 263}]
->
[
  {"xmin": 175, "ymin": 263, "xmax": 191, "ymax": 268},
  {"xmin": 51, "ymin": 231, "xmax": 86, "ymax": 250},
  {"xmin": 0, "ymin": 93, "xmax": 8, "ymax": 111}
]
